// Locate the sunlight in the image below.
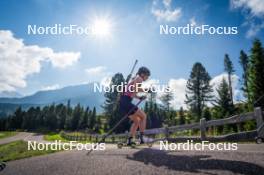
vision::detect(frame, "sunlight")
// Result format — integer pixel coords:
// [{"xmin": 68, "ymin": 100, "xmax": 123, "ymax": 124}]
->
[{"xmin": 91, "ymin": 18, "xmax": 112, "ymax": 38}]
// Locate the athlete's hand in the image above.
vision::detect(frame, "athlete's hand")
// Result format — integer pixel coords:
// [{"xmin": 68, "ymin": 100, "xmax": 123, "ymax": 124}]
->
[{"xmin": 139, "ymin": 96, "xmax": 147, "ymax": 101}]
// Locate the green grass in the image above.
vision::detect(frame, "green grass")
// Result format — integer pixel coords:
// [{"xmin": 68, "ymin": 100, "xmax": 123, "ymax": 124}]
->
[
  {"xmin": 43, "ymin": 132, "xmax": 67, "ymax": 142},
  {"xmin": 0, "ymin": 140, "xmax": 60, "ymax": 162},
  {"xmin": 44, "ymin": 132, "xmax": 92, "ymax": 144},
  {"xmin": 0, "ymin": 131, "xmax": 17, "ymax": 139}
]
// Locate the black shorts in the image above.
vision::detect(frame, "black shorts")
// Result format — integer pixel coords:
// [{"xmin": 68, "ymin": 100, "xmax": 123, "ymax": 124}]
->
[{"xmin": 119, "ymin": 95, "xmax": 138, "ymax": 116}]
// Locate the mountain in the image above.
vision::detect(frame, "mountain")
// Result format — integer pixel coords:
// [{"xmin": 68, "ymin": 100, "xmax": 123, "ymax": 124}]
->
[
  {"xmin": 0, "ymin": 91, "xmax": 22, "ymax": 98},
  {"xmin": 0, "ymin": 83, "xmax": 105, "ymax": 117}
]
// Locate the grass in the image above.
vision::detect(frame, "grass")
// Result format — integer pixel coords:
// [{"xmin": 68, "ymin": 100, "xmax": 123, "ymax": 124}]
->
[
  {"xmin": 0, "ymin": 140, "xmax": 60, "ymax": 162},
  {"xmin": 44, "ymin": 132, "xmax": 91, "ymax": 143},
  {"xmin": 43, "ymin": 132, "xmax": 68, "ymax": 142},
  {"xmin": 0, "ymin": 131, "xmax": 17, "ymax": 139}
]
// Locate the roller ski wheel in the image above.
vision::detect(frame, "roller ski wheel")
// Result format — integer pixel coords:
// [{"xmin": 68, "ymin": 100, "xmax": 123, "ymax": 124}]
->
[
  {"xmin": 0, "ymin": 162, "xmax": 6, "ymax": 171},
  {"xmin": 256, "ymin": 137, "xmax": 263, "ymax": 144},
  {"xmin": 117, "ymin": 142, "xmax": 123, "ymax": 149},
  {"xmin": 146, "ymin": 142, "xmax": 153, "ymax": 148},
  {"xmin": 129, "ymin": 142, "xmax": 136, "ymax": 148}
]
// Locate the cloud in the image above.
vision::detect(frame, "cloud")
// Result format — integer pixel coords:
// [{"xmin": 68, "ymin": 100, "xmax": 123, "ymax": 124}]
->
[
  {"xmin": 41, "ymin": 84, "xmax": 60, "ymax": 91},
  {"xmin": 151, "ymin": 0, "xmax": 182, "ymax": 22},
  {"xmin": 231, "ymin": 0, "xmax": 264, "ymax": 17},
  {"xmin": 0, "ymin": 30, "xmax": 80, "ymax": 92},
  {"xmin": 85, "ymin": 66, "xmax": 107, "ymax": 76},
  {"xmin": 244, "ymin": 22, "xmax": 264, "ymax": 38},
  {"xmin": 159, "ymin": 73, "xmax": 243, "ymax": 110},
  {"xmin": 85, "ymin": 66, "xmax": 113, "ymax": 84},
  {"xmin": 210, "ymin": 73, "xmax": 244, "ymax": 103},
  {"xmin": 230, "ymin": 0, "xmax": 264, "ymax": 37},
  {"xmin": 189, "ymin": 17, "xmax": 197, "ymax": 26},
  {"xmin": 168, "ymin": 78, "xmax": 187, "ymax": 109}
]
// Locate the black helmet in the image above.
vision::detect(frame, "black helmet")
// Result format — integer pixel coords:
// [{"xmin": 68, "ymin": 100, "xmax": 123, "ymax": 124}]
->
[{"xmin": 137, "ymin": 66, "xmax": 150, "ymax": 76}]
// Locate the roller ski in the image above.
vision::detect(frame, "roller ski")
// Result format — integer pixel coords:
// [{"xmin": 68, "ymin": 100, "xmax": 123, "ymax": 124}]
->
[
  {"xmin": 117, "ymin": 135, "xmax": 154, "ymax": 149},
  {"xmin": 0, "ymin": 162, "xmax": 6, "ymax": 171}
]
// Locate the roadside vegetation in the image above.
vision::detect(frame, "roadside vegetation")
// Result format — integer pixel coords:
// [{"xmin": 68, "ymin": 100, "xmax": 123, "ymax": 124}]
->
[
  {"xmin": 0, "ymin": 140, "xmax": 60, "ymax": 162},
  {"xmin": 0, "ymin": 131, "xmax": 17, "ymax": 139}
]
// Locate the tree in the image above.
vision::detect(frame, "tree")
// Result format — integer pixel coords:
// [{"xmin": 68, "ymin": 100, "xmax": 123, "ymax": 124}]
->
[
  {"xmin": 79, "ymin": 107, "xmax": 89, "ymax": 130},
  {"xmin": 224, "ymin": 54, "xmax": 235, "ymax": 105},
  {"xmin": 71, "ymin": 104, "xmax": 83, "ymax": 130},
  {"xmin": 202, "ymin": 107, "xmax": 212, "ymax": 121},
  {"xmin": 248, "ymin": 39, "xmax": 264, "ymax": 108},
  {"xmin": 144, "ymin": 89, "xmax": 163, "ymax": 128},
  {"xmin": 102, "ymin": 73, "xmax": 129, "ymax": 133},
  {"xmin": 239, "ymin": 50, "xmax": 250, "ymax": 101},
  {"xmin": 214, "ymin": 78, "xmax": 234, "ymax": 116},
  {"xmin": 185, "ymin": 62, "xmax": 213, "ymax": 121},
  {"xmin": 12, "ymin": 107, "xmax": 23, "ymax": 129},
  {"xmin": 178, "ymin": 107, "xmax": 185, "ymax": 125},
  {"xmin": 89, "ymin": 107, "xmax": 96, "ymax": 131},
  {"xmin": 160, "ymin": 86, "xmax": 173, "ymax": 111}
]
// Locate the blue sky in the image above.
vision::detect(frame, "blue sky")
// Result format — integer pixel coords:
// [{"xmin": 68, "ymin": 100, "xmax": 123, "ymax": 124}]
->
[{"xmin": 0, "ymin": 0, "xmax": 264, "ymax": 107}]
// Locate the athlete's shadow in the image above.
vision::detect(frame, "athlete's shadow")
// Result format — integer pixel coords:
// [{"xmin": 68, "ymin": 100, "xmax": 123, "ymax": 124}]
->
[{"xmin": 126, "ymin": 148, "xmax": 264, "ymax": 175}]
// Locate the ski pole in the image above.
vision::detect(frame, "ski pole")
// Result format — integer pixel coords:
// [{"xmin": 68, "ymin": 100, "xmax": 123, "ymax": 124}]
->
[{"xmin": 86, "ymin": 99, "xmax": 143, "ymax": 155}]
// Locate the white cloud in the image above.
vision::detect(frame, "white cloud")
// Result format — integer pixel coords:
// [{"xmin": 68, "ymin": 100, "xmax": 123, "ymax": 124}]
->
[
  {"xmin": 189, "ymin": 17, "xmax": 197, "ymax": 26},
  {"xmin": 85, "ymin": 66, "xmax": 113, "ymax": 85},
  {"xmin": 158, "ymin": 73, "xmax": 243, "ymax": 110},
  {"xmin": 151, "ymin": 0, "xmax": 182, "ymax": 22},
  {"xmin": 85, "ymin": 66, "xmax": 107, "ymax": 76},
  {"xmin": 0, "ymin": 30, "xmax": 81, "ymax": 92},
  {"xmin": 245, "ymin": 22, "xmax": 264, "ymax": 38},
  {"xmin": 41, "ymin": 84, "xmax": 60, "ymax": 91},
  {"xmin": 230, "ymin": 0, "xmax": 264, "ymax": 37},
  {"xmin": 231, "ymin": 0, "xmax": 264, "ymax": 17},
  {"xmin": 168, "ymin": 78, "xmax": 187, "ymax": 109},
  {"xmin": 210, "ymin": 73, "xmax": 243, "ymax": 103}
]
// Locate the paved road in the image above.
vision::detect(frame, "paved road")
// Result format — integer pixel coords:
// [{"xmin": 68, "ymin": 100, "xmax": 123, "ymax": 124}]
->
[
  {"xmin": 1, "ymin": 143, "xmax": 264, "ymax": 175},
  {"xmin": 0, "ymin": 132, "xmax": 33, "ymax": 145}
]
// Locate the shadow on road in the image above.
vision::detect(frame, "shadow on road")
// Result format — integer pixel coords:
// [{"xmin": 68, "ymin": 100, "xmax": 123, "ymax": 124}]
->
[{"xmin": 127, "ymin": 149, "xmax": 264, "ymax": 175}]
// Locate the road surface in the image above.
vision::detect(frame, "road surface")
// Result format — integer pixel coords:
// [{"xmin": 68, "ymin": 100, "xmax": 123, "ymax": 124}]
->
[{"xmin": 1, "ymin": 142, "xmax": 264, "ymax": 175}]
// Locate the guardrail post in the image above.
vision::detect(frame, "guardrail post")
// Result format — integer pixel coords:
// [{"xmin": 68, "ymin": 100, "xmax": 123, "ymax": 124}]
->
[
  {"xmin": 200, "ymin": 118, "xmax": 206, "ymax": 140},
  {"xmin": 254, "ymin": 107, "xmax": 263, "ymax": 128},
  {"xmin": 165, "ymin": 127, "xmax": 169, "ymax": 139}
]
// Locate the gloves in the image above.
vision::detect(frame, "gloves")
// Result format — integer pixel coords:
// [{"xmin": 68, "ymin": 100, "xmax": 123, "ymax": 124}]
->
[{"xmin": 139, "ymin": 96, "xmax": 147, "ymax": 101}]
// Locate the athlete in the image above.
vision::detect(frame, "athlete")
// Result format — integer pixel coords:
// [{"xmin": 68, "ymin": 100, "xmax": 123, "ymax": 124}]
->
[{"xmin": 119, "ymin": 67, "xmax": 150, "ymax": 145}]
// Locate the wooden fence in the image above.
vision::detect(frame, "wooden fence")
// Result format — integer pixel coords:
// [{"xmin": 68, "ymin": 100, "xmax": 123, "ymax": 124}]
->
[{"xmin": 61, "ymin": 107, "xmax": 264, "ymax": 143}]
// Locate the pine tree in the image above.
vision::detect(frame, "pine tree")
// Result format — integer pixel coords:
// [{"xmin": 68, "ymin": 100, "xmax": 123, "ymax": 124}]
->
[
  {"xmin": 214, "ymin": 78, "xmax": 234, "ymax": 117},
  {"xmin": 248, "ymin": 39, "xmax": 264, "ymax": 108},
  {"xmin": 239, "ymin": 50, "xmax": 250, "ymax": 101},
  {"xmin": 160, "ymin": 86, "xmax": 173, "ymax": 111},
  {"xmin": 102, "ymin": 73, "xmax": 129, "ymax": 133},
  {"xmin": 12, "ymin": 107, "xmax": 23, "ymax": 129},
  {"xmin": 71, "ymin": 104, "xmax": 83, "ymax": 130},
  {"xmin": 224, "ymin": 54, "xmax": 235, "ymax": 105},
  {"xmin": 202, "ymin": 107, "xmax": 211, "ymax": 121},
  {"xmin": 90, "ymin": 107, "xmax": 96, "ymax": 131},
  {"xmin": 185, "ymin": 62, "xmax": 213, "ymax": 121},
  {"xmin": 178, "ymin": 107, "xmax": 185, "ymax": 125},
  {"xmin": 79, "ymin": 107, "xmax": 89, "ymax": 130}
]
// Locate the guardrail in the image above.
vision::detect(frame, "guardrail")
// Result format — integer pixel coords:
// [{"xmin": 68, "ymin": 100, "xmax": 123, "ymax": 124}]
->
[{"xmin": 61, "ymin": 107, "xmax": 264, "ymax": 143}]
